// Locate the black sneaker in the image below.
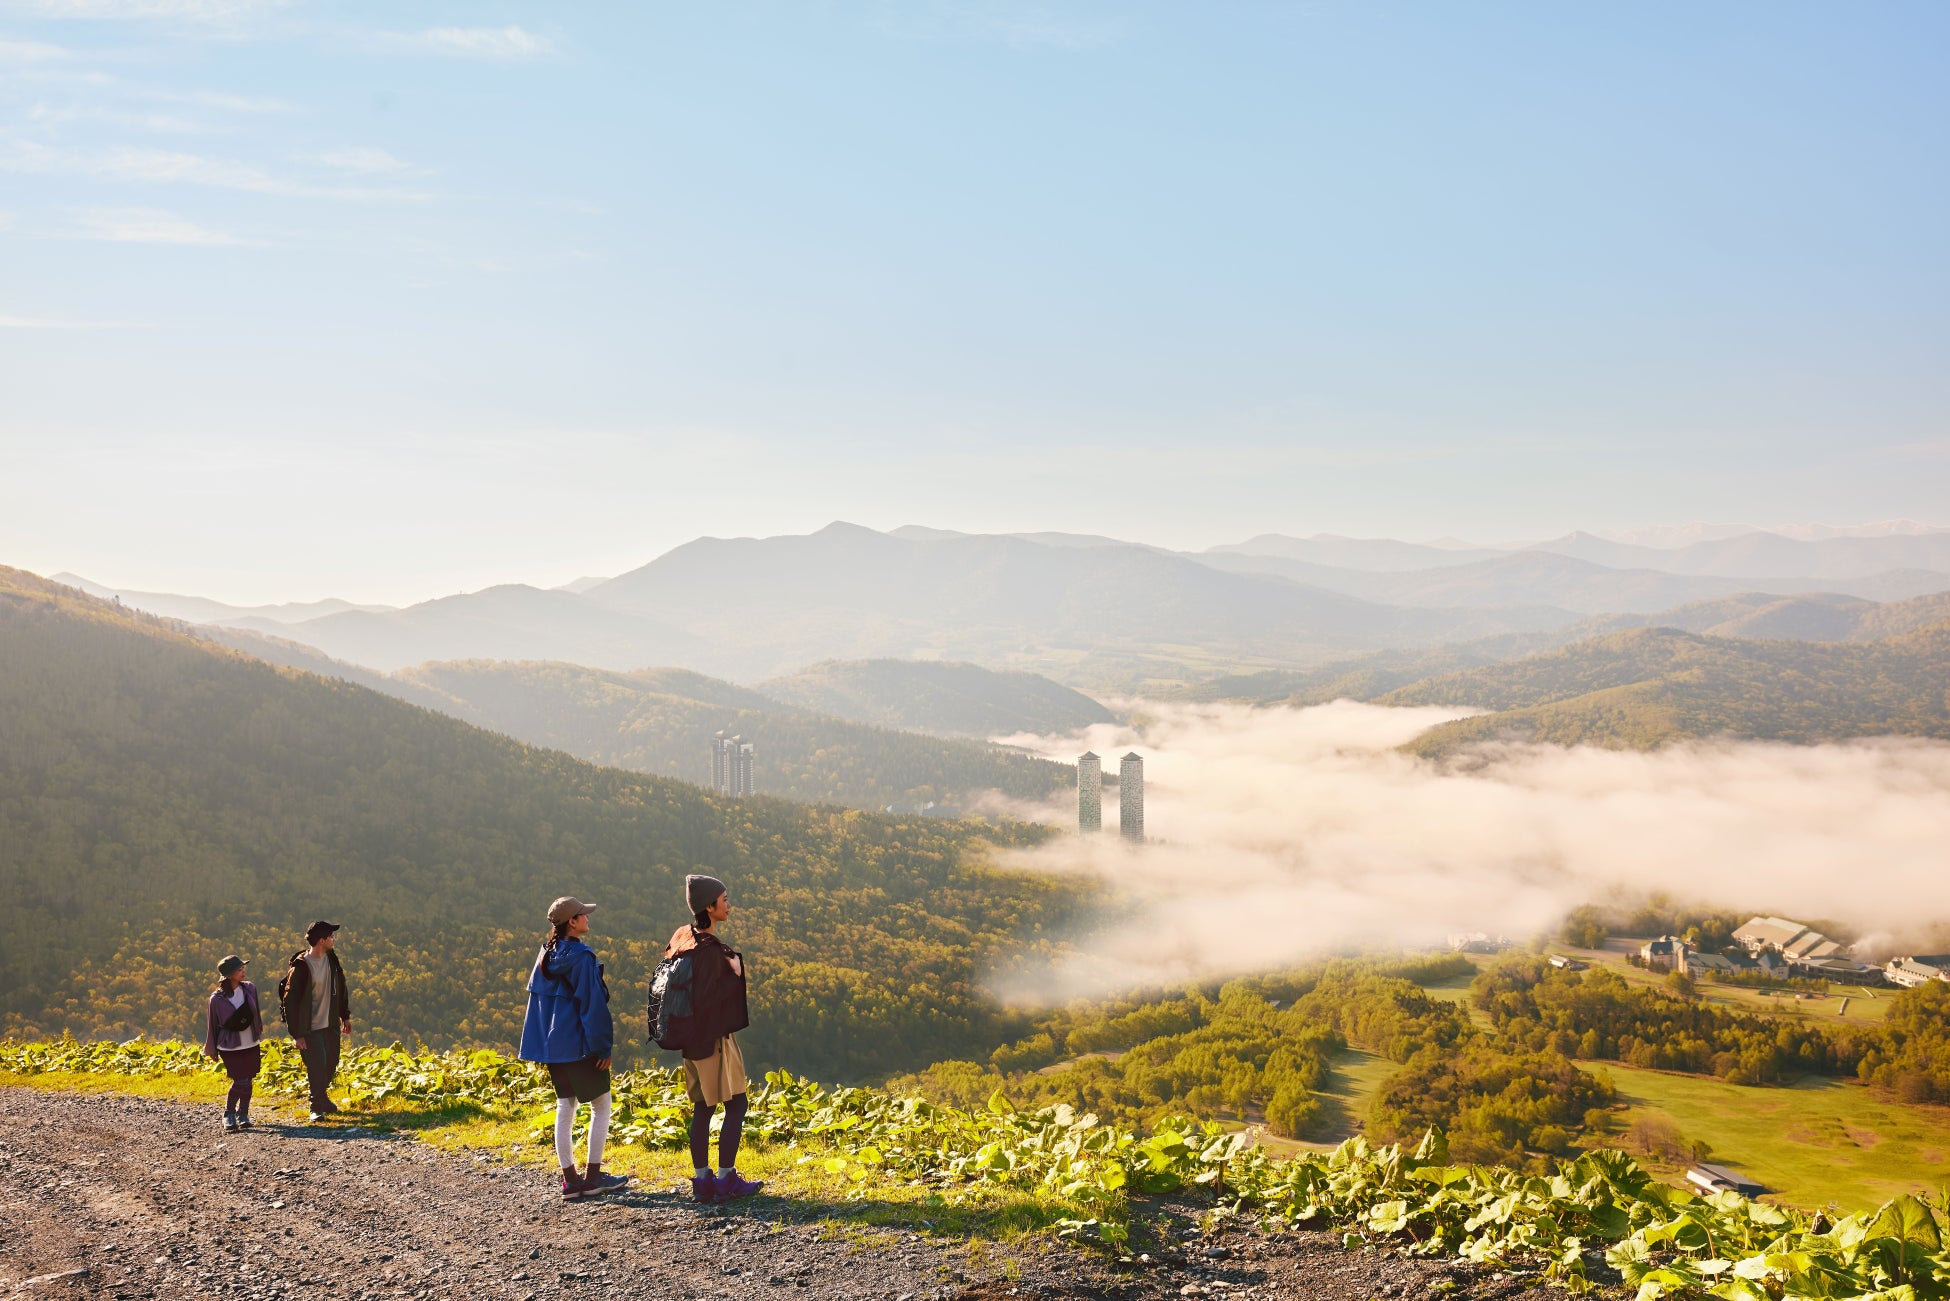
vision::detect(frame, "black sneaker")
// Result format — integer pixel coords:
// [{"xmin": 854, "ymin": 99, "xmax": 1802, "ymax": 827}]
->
[{"xmin": 237, "ymin": 1114, "xmax": 254, "ymax": 1131}]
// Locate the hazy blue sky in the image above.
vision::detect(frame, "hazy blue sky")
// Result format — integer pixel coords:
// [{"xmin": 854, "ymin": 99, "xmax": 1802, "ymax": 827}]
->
[{"xmin": 3, "ymin": 1, "xmax": 1946, "ymax": 603}]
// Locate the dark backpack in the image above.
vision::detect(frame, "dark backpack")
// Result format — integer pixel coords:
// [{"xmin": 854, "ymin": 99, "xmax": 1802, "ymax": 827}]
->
[
  {"xmin": 647, "ymin": 951, "xmax": 696, "ymax": 1052},
  {"xmin": 273, "ymin": 951, "xmax": 305, "ymax": 1024}
]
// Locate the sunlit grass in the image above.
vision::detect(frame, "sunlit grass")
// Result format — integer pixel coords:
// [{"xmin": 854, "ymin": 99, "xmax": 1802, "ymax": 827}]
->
[{"xmin": 1591, "ymin": 1060, "xmax": 1950, "ymax": 1212}]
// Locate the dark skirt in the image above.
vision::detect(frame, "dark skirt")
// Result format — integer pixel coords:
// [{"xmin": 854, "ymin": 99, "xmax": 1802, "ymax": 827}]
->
[
  {"xmin": 218, "ymin": 1044, "xmax": 261, "ymax": 1082},
  {"xmin": 547, "ymin": 1056, "xmax": 611, "ymax": 1103}
]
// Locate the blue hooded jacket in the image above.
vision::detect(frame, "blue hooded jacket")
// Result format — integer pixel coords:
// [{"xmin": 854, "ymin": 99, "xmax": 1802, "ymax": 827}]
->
[{"xmin": 518, "ymin": 938, "xmax": 613, "ymax": 1063}]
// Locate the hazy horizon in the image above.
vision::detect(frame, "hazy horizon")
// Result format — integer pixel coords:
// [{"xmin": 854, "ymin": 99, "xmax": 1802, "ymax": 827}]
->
[
  {"xmin": 5, "ymin": 3, "xmax": 1947, "ymax": 605},
  {"xmin": 29, "ymin": 514, "xmax": 1950, "ymax": 609}
]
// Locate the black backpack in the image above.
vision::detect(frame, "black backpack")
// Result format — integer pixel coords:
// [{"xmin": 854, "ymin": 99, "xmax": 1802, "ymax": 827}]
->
[
  {"xmin": 647, "ymin": 951, "xmax": 696, "ymax": 1052},
  {"xmin": 273, "ymin": 951, "xmax": 305, "ymax": 1024}
]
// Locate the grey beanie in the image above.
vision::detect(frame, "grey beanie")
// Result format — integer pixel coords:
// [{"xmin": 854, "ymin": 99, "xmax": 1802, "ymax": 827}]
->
[{"xmin": 686, "ymin": 873, "xmax": 728, "ymax": 915}]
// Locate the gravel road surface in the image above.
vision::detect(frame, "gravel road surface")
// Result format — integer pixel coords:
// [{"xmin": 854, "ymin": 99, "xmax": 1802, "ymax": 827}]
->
[{"xmin": 1, "ymin": 1088, "xmax": 1589, "ymax": 1300}]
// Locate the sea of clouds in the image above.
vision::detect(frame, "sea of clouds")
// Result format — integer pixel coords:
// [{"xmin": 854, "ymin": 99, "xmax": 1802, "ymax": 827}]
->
[{"xmin": 983, "ymin": 700, "xmax": 1950, "ymax": 999}]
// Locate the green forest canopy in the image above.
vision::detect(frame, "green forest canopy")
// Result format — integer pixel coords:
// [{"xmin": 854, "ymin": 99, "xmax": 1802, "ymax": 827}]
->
[{"xmin": 0, "ymin": 567, "xmax": 1080, "ymax": 1082}]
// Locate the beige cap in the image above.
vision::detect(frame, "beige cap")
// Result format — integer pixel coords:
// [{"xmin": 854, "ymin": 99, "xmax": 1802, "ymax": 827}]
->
[{"xmin": 547, "ymin": 895, "xmax": 596, "ymax": 925}]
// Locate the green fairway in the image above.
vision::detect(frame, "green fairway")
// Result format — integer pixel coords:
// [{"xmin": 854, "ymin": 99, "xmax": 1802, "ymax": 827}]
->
[
  {"xmin": 1591, "ymin": 1060, "xmax": 1950, "ymax": 1213},
  {"xmin": 1293, "ymin": 1047, "xmax": 1396, "ymax": 1151}
]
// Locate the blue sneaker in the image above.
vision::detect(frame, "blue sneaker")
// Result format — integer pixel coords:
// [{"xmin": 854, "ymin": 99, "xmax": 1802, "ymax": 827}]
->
[{"xmin": 582, "ymin": 1163, "xmax": 630, "ymax": 1198}]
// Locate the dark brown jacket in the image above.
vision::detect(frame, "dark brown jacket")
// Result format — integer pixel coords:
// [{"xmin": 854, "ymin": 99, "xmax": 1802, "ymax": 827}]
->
[
  {"xmin": 279, "ymin": 948, "xmax": 351, "ymax": 1031},
  {"xmin": 664, "ymin": 925, "xmax": 749, "ymax": 1060}
]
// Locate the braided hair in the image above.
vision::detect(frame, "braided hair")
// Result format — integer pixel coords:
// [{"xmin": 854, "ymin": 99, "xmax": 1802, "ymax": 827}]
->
[{"xmin": 533, "ymin": 918, "xmax": 572, "ymax": 983}]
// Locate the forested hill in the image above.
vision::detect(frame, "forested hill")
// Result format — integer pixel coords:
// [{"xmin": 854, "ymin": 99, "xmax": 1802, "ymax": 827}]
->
[
  {"xmin": 387, "ymin": 660, "xmax": 1074, "ymax": 809},
  {"xmin": 1382, "ymin": 623, "xmax": 1950, "ymax": 755},
  {"xmin": 194, "ymin": 628, "xmax": 1071, "ymax": 810},
  {"xmin": 0, "ymin": 566, "xmax": 1077, "ymax": 1080},
  {"xmin": 755, "ymin": 658, "xmax": 1115, "ymax": 737}
]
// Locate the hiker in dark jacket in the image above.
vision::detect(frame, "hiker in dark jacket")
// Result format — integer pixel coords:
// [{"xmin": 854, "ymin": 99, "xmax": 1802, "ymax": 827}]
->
[
  {"xmin": 279, "ymin": 921, "xmax": 351, "ymax": 1122},
  {"xmin": 667, "ymin": 873, "xmax": 760, "ymax": 1203},
  {"xmin": 519, "ymin": 896, "xmax": 630, "ymax": 1202},
  {"xmin": 202, "ymin": 954, "xmax": 264, "ymax": 1133}
]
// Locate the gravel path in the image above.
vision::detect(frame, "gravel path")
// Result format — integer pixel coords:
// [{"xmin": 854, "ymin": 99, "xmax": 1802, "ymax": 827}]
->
[{"xmin": 0, "ymin": 1088, "xmax": 1593, "ymax": 1300}]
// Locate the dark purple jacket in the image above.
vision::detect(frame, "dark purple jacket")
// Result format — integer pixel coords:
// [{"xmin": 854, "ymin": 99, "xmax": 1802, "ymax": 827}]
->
[{"xmin": 204, "ymin": 981, "xmax": 264, "ymax": 1056}]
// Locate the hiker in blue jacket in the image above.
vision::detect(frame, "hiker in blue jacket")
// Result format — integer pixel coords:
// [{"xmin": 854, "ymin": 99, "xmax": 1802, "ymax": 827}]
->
[{"xmin": 519, "ymin": 895, "xmax": 630, "ymax": 1202}]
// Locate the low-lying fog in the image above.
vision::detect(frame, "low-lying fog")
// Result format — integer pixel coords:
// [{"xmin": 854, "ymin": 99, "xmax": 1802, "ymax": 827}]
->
[{"xmin": 983, "ymin": 701, "xmax": 1950, "ymax": 1000}]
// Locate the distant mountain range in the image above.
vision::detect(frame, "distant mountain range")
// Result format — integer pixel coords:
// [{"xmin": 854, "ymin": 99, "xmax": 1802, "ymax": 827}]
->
[
  {"xmin": 189, "ymin": 626, "xmax": 1086, "ymax": 811},
  {"xmin": 48, "ymin": 519, "xmax": 1950, "ymax": 691},
  {"xmin": 1385, "ymin": 621, "xmax": 1950, "ymax": 757},
  {"xmin": 1168, "ymin": 590, "xmax": 1950, "ymax": 711}
]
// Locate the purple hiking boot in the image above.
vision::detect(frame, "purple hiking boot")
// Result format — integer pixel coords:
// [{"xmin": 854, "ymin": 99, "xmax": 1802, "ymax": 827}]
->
[
  {"xmin": 690, "ymin": 1171, "xmax": 719, "ymax": 1203},
  {"xmin": 714, "ymin": 1170, "xmax": 764, "ymax": 1202}
]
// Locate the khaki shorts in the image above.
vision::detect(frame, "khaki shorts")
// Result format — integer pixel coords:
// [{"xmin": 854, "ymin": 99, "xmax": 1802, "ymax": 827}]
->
[{"xmin": 683, "ymin": 1034, "xmax": 748, "ymax": 1108}]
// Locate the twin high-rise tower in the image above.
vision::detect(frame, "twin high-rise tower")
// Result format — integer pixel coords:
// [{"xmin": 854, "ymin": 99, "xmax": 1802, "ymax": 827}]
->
[
  {"xmin": 1118, "ymin": 751, "xmax": 1144, "ymax": 842},
  {"xmin": 1078, "ymin": 749, "xmax": 1144, "ymax": 842},
  {"xmin": 712, "ymin": 731, "xmax": 755, "ymax": 797},
  {"xmin": 1077, "ymin": 752, "xmax": 1102, "ymax": 833}
]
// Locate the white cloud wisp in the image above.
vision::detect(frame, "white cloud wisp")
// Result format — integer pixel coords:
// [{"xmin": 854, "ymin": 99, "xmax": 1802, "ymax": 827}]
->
[{"xmin": 988, "ymin": 701, "xmax": 1950, "ymax": 1000}]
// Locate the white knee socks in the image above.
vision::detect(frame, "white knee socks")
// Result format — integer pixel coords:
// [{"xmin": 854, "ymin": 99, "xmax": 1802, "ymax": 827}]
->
[
  {"xmin": 554, "ymin": 1092, "xmax": 615, "ymax": 1169},
  {"xmin": 554, "ymin": 1096, "xmax": 578, "ymax": 1169},
  {"xmin": 588, "ymin": 1092, "xmax": 611, "ymax": 1166}
]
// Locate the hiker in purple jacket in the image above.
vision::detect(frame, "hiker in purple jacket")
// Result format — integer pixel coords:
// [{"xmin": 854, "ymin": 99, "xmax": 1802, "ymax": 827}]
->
[{"xmin": 202, "ymin": 954, "xmax": 265, "ymax": 1133}]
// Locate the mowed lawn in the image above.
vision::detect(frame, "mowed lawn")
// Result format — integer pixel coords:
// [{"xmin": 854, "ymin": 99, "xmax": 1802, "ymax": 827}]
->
[{"xmin": 1592, "ymin": 1060, "xmax": 1950, "ymax": 1212}]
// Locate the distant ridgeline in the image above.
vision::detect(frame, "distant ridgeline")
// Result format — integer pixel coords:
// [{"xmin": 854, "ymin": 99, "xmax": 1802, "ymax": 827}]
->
[
  {"xmin": 1168, "ymin": 600, "xmax": 1950, "ymax": 757},
  {"xmin": 198, "ymin": 631, "xmax": 1077, "ymax": 813},
  {"xmin": 1387, "ymin": 623, "xmax": 1950, "ymax": 756},
  {"xmin": 0, "ymin": 567, "xmax": 1079, "ymax": 1081},
  {"xmin": 755, "ymin": 658, "xmax": 1116, "ymax": 738}
]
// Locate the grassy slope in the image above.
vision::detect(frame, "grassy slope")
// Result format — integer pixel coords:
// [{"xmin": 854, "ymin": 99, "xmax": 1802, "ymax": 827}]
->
[{"xmin": 1593, "ymin": 1060, "xmax": 1950, "ymax": 1211}]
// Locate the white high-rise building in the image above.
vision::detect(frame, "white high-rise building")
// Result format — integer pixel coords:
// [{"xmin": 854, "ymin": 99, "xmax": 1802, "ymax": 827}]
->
[
  {"xmin": 1077, "ymin": 751, "xmax": 1101, "ymax": 834},
  {"xmin": 712, "ymin": 732, "xmax": 756, "ymax": 796},
  {"xmin": 734, "ymin": 739, "xmax": 755, "ymax": 797},
  {"xmin": 1119, "ymin": 751, "xmax": 1144, "ymax": 843}
]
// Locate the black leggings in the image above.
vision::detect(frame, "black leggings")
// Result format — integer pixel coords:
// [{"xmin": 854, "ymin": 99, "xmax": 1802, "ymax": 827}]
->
[{"xmin": 690, "ymin": 1091, "xmax": 748, "ymax": 1171}]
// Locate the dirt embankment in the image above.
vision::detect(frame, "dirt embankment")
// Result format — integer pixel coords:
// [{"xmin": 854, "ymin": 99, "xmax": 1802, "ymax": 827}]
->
[{"xmin": 0, "ymin": 1088, "xmax": 1587, "ymax": 1300}]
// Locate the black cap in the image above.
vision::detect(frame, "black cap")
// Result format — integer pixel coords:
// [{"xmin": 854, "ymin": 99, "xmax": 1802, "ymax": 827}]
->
[
  {"xmin": 686, "ymin": 874, "xmax": 727, "ymax": 914},
  {"xmin": 217, "ymin": 955, "xmax": 247, "ymax": 977},
  {"xmin": 305, "ymin": 920, "xmax": 341, "ymax": 945}
]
